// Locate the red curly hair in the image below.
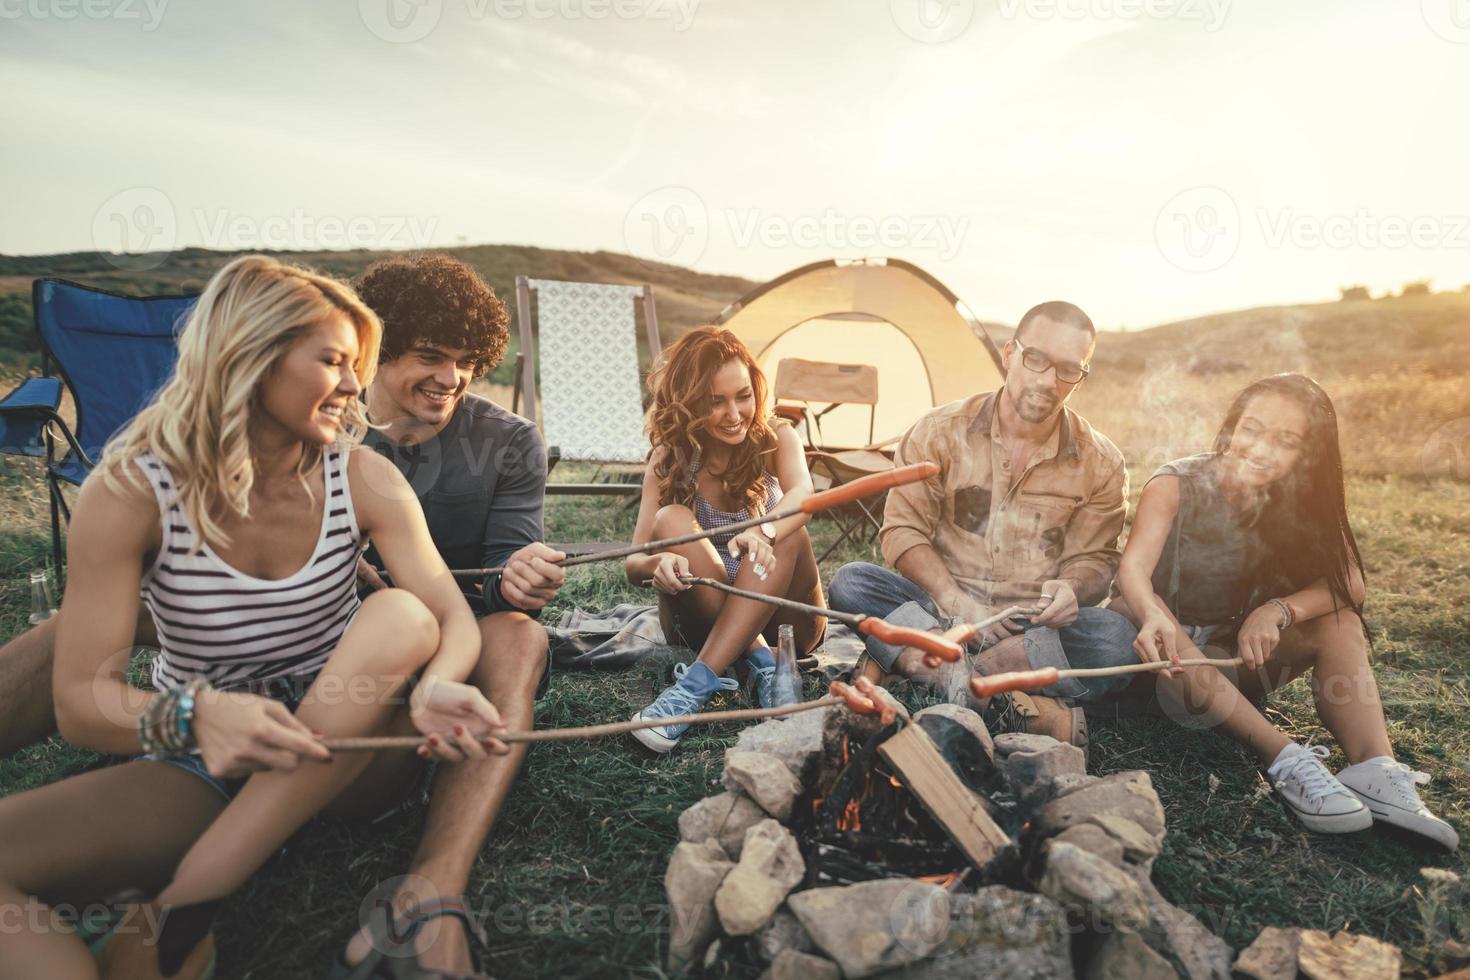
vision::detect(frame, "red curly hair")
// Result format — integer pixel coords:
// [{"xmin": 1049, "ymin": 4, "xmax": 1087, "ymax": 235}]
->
[{"xmin": 646, "ymin": 326, "xmax": 779, "ymax": 513}]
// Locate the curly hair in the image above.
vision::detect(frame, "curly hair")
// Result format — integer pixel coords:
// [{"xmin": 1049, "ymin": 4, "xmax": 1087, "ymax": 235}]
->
[
  {"xmin": 646, "ymin": 326, "xmax": 779, "ymax": 514},
  {"xmin": 355, "ymin": 253, "xmax": 508, "ymax": 377}
]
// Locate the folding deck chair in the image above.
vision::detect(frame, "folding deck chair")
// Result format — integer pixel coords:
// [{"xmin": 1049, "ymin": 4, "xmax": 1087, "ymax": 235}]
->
[
  {"xmin": 0, "ymin": 279, "xmax": 191, "ymax": 569},
  {"xmin": 511, "ymin": 276, "xmax": 660, "ymax": 497},
  {"xmin": 771, "ymin": 357, "xmax": 895, "ymax": 563}
]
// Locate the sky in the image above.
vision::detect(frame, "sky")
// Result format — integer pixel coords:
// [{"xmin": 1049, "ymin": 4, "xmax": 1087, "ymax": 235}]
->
[{"xmin": 2, "ymin": 0, "xmax": 1467, "ymax": 328}]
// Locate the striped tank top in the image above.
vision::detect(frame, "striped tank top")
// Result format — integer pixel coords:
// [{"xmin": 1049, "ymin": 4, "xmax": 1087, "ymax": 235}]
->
[
  {"xmin": 684, "ymin": 447, "xmax": 783, "ymax": 584},
  {"xmin": 136, "ymin": 448, "xmax": 364, "ymax": 692}
]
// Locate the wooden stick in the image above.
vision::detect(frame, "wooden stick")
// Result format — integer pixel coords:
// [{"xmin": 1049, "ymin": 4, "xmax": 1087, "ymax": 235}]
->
[
  {"xmin": 667, "ymin": 575, "xmax": 965, "ymax": 664},
  {"xmin": 969, "ymin": 655, "xmax": 1246, "ymax": 699},
  {"xmin": 448, "ymin": 461, "xmax": 940, "ymax": 578},
  {"xmin": 324, "ymin": 695, "xmax": 842, "ymax": 751}
]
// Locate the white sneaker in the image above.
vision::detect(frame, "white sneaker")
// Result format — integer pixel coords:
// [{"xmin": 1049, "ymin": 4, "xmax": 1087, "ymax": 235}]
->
[
  {"xmin": 1338, "ymin": 756, "xmax": 1461, "ymax": 851},
  {"xmin": 1268, "ymin": 745, "xmax": 1373, "ymax": 834}
]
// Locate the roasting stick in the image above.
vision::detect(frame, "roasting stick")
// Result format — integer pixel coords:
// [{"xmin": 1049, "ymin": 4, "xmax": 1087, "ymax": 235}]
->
[
  {"xmin": 659, "ymin": 575, "xmax": 966, "ymax": 663},
  {"xmin": 445, "ymin": 461, "xmax": 941, "ymax": 579},
  {"xmin": 969, "ymin": 655, "xmax": 1247, "ymax": 699},
  {"xmin": 322, "ymin": 679, "xmax": 903, "ymax": 752}
]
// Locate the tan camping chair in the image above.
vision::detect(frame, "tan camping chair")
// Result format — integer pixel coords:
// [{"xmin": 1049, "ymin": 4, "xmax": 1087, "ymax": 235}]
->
[
  {"xmin": 773, "ymin": 357, "xmax": 895, "ymax": 563},
  {"xmin": 512, "ymin": 275, "xmax": 660, "ymax": 498}
]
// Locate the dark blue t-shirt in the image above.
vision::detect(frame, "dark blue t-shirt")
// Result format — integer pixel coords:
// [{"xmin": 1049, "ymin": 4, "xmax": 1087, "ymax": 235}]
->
[{"xmin": 362, "ymin": 393, "xmax": 548, "ymax": 616}]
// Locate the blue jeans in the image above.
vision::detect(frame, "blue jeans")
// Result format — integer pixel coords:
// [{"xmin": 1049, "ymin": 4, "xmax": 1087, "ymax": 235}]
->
[{"xmin": 827, "ymin": 562, "xmax": 1139, "ymax": 702}]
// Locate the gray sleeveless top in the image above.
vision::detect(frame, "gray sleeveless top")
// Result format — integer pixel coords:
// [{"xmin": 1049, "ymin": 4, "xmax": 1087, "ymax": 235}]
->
[{"xmin": 1147, "ymin": 453, "xmax": 1267, "ymax": 628}]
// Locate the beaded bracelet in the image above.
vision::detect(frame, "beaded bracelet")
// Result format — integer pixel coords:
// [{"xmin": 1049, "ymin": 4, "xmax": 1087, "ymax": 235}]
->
[
  {"xmin": 138, "ymin": 679, "xmax": 210, "ymax": 755},
  {"xmin": 1267, "ymin": 598, "xmax": 1294, "ymax": 631}
]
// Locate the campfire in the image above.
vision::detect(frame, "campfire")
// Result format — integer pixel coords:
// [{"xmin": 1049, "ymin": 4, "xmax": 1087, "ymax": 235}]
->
[{"xmin": 665, "ymin": 691, "xmax": 1260, "ymax": 979}]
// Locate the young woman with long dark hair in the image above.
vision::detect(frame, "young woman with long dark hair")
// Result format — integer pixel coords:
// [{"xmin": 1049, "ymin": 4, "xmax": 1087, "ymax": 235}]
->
[
  {"xmin": 1115, "ymin": 373, "xmax": 1456, "ymax": 848},
  {"xmin": 624, "ymin": 327, "xmax": 825, "ymax": 753}
]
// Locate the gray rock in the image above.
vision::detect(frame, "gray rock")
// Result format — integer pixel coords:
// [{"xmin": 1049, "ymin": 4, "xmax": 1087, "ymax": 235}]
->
[
  {"xmin": 678, "ymin": 791, "xmax": 768, "ymax": 859},
  {"xmin": 1126, "ymin": 864, "xmax": 1233, "ymax": 980},
  {"xmin": 1089, "ymin": 814, "xmax": 1162, "ymax": 867},
  {"xmin": 788, "ymin": 880, "xmax": 952, "ymax": 978},
  {"xmin": 1297, "ymin": 929, "xmax": 1402, "ymax": 980},
  {"xmin": 758, "ymin": 949, "xmax": 842, "ymax": 980},
  {"xmin": 664, "ymin": 838, "xmax": 734, "ymax": 971},
  {"xmin": 714, "ymin": 820, "xmax": 805, "ymax": 936},
  {"xmin": 1003, "ymin": 740, "xmax": 1086, "ymax": 805},
  {"xmin": 1233, "ymin": 926, "xmax": 1301, "ymax": 980},
  {"xmin": 994, "ymin": 732, "xmax": 1065, "ymax": 756},
  {"xmin": 754, "ymin": 910, "xmax": 814, "ymax": 964},
  {"xmin": 723, "ymin": 751, "xmax": 804, "ymax": 821},
  {"xmin": 1085, "ymin": 930, "xmax": 1178, "ymax": 979},
  {"xmin": 1051, "ymin": 772, "xmax": 1101, "ymax": 798},
  {"xmin": 914, "ymin": 703, "xmax": 994, "ymax": 757},
  {"xmin": 1039, "ymin": 841, "xmax": 1150, "ymax": 931},
  {"xmin": 1035, "ymin": 770, "xmax": 1166, "ymax": 843},
  {"xmin": 734, "ymin": 705, "xmax": 834, "ymax": 784},
  {"xmin": 1053, "ymin": 823, "xmax": 1126, "ymax": 868},
  {"xmin": 884, "ymin": 886, "xmax": 1073, "ymax": 979}
]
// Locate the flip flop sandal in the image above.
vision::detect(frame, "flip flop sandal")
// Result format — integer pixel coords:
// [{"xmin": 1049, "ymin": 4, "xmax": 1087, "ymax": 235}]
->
[{"xmin": 330, "ymin": 897, "xmax": 492, "ymax": 980}]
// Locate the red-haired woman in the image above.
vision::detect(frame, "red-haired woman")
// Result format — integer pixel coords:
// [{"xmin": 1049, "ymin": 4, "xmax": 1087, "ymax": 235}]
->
[{"xmin": 625, "ymin": 327, "xmax": 825, "ymax": 752}]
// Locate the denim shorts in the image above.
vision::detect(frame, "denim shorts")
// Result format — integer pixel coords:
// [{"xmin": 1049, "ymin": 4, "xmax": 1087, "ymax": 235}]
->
[{"xmin": 137, "ymin": 674, "xmax": 311, "ymax": 802}]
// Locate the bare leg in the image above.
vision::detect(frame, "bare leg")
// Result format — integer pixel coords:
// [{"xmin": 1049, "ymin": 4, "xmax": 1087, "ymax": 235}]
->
[
  {"xmin": 341, "ymin": 610, "xmax": 548, "ymax": 974},
  {"xmin": 155, "ymin": 589, "xmax": 440, "ymax": 908},
  {"xmin": 646, "ymin": 506, "xmax": 824, "ymax": 675},
  {"xmin": 0, "ymin": 761, "xmax": 224, "ymax": 980},
  {"xmin": 0, "ymin": 611, "xmax": 157, "ymax": 759}
]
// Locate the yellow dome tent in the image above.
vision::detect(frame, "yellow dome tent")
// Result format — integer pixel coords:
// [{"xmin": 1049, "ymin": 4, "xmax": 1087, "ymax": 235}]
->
[{"xmin": 712, "ymin": 258, "xmax": 1005, "ymax": 449}]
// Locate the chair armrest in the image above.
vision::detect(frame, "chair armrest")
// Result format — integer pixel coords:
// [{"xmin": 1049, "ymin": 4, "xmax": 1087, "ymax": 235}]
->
[{"xmin": 0, "ymin": 377, "xmax": 64, "ymax": 457}]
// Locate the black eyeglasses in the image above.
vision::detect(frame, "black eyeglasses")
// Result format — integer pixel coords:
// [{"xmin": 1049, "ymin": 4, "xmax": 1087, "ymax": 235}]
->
[{"xmin": 1013, "ymin": 340, "xmax": 1089, "ymax": 385}]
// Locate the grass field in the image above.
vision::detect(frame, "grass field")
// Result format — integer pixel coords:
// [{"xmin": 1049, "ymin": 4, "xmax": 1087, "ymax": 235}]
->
[
  {"xmin": 0, "ymin": 459, "xmax": 1466, "ymax": 977},
  {"xmin": 0, "ymin": 261, "xmax": 1466, "ymax": 976}
]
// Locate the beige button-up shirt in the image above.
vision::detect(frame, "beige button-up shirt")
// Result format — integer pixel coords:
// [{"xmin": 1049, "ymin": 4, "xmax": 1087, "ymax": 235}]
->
[{"xmin": 879, "ymin": 390, "xmax": 1128, "ymax": 608}]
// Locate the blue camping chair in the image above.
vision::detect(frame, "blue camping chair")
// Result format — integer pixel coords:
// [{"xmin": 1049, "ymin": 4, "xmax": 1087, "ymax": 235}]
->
[{"xmin": 0, "ymin": 279, "xmax": 193, "ymax": 570}]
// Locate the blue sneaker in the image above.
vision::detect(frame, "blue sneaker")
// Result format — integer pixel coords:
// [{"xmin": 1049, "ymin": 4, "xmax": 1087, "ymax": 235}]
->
[
  {"xmin": 745, "ymin": 646, "xmax": 777, "ymax": 709},
  {"xmin": 631, "ymin": 662, "xmax": 738, "ymax": 754}
]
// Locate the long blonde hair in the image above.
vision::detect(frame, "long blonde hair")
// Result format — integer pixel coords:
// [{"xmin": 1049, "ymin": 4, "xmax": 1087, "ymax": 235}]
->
[{"xmin": 101, "ymin": 255, "xmax": 382, "ymax": 549}]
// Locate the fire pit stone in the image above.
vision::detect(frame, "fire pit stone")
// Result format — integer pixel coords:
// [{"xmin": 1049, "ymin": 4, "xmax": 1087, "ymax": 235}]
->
[
  {"xmin": 664, "ymin": 837, "xmax": 735, "ymax": 971},
  {"xmin": 715, "ymin": 819, "xmax": 807, "ymax": 936},
  {"xmin": 786, "ymin": 878, "xmax": 952, "ymax": 977},
  {"xmin": 1034, "ymin": 770, "xmax": 1167, "ymax": 843},
  {"xmin": 1002, "ymin": 740, "xmax": 1087, "ymax": 806},
  {"xmin": 758, "ymin": 948, "xmax": 841, "ymax": 980},
  {"xmin": 1039, "ymin": 840, "xmax": 1151, "ymax": 931},
  {"xmin": 732, "ymin": 704, "xmax": 835, "ymax": 784},
  {"xmin": 722, "ymin": 751, "xmax": 804, "ymax": 821},
  {"xmin": 678, "ymin": 791, "xmax": 767, "ymax": 859},
  {"xmin": 1087, "ymin": 930, "xmax": 1179, "ymax": 979}
]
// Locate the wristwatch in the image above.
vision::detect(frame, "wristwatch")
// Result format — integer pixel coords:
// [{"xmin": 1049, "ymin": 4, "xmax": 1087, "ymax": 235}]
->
[{"xmin": 759, "ymin": 521, "xmax": 777, "ymax": 542}]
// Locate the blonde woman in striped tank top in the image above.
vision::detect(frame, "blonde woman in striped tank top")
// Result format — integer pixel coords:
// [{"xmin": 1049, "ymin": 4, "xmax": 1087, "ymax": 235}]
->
[{"xmin": 0, "ymin": 256, "xmax": 505, "ymax": 979}]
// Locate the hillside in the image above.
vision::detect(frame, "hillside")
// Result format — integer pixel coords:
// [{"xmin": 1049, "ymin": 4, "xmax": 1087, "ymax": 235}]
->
[{"xmin": 2, "ymin": 245, "xmax": 1466, "ymax": 477}]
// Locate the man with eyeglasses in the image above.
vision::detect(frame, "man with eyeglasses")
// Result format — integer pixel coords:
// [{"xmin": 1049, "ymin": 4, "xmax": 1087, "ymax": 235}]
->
[{"xmin": 828, "ymin": 301, "xmax": 1137, "ymax": 748}]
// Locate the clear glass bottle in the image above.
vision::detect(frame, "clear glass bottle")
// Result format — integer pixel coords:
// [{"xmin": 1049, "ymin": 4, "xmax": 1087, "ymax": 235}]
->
[
  {"xmin": 29, "ymin": 568, "xmax": 58, "ymax": 625},
  {"xmin": 770, "ymin": 623, "xmax": 802, "ymax": 708}
]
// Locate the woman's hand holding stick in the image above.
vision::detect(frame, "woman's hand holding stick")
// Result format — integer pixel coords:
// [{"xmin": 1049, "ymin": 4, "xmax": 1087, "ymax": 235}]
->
[{"xmin": 446, "ymin": 462, "xmax": 941, "ymax": 579}]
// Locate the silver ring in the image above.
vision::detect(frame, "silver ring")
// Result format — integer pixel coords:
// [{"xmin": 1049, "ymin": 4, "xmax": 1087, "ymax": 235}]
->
[
  {"xmin": 752, "ymin": 562, "xmax": 767, "ymax": 579},
  {"xmin": 1038, "ymin": 593, "xmax": 1055, "ymax": 601}
]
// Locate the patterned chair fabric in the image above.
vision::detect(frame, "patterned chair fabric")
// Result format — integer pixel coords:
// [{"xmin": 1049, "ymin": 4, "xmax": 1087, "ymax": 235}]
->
[{"xmin": 529, "ymin": 279, "xmax": 651, "ymax": 464}]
